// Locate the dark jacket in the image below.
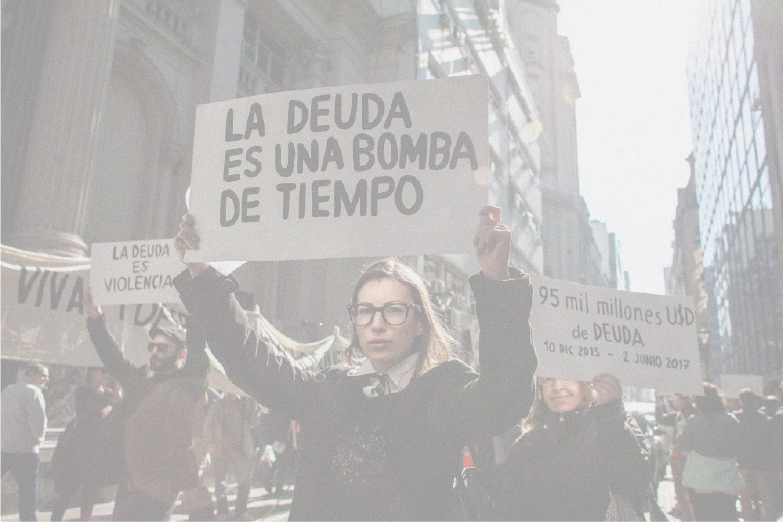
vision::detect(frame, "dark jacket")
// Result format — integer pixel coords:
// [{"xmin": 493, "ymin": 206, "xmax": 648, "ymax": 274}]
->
[
  {"xmin": 772, "ymin": 407, "xmax": 783, "ymax": 471},
  {"xmin": 51, "ymin": 384, "xmax": 113, "ymax": 491},
  {"xmin": 734, "ymin": 407, "xmax": 775, "ymax": 470},
  {"xmin": 498, "ymin": 399, "xmax": 650, "ymax": 521},
  {"xmin": 173, "ymin": 266, "xmax": 537, "ymax": 521},
  {"xmin": 676, "ymin": 411, "xmax": 740, "ymax": 459},
  {"xmin": 86, "ymin": 316, "xmax": 209, "ymax": 502}
]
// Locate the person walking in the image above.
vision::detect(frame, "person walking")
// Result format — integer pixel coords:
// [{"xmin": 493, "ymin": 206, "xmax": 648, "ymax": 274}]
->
[
  {"xmin": 733, "ymin": 389, "xmax": 776, "ymax": 521},
  {"xmin": 50, "ymin": 367, "xmax": 121, "ymax": 521},
  {"xmin": 204, "ymin": 391, "xmax": 259, "ymax": 519},
  {"xmin": 173, "ymin": 205, "xmax": 538, "ymax": 520},
  {"xmin": 678, "ymin": 383, "xmax": 744, "ymax": 521},
  {"xmin": 658, "ymin": 393, "xmax": 698, "ymax": 520},
  {"xmin": 1, "ymin": 363, "xmax": 49, "ymax": 521}
]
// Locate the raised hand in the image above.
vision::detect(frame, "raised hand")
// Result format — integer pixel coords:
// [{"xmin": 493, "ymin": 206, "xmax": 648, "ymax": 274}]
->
[
  {"xmin": 591, "ymin": 373, "xmax": 623, "ymax": 405},
  {"xmin": 473, "ymin": 204, "xmax": 511, "ymax": 280},
  {"xmin": 84, "ymin": 287, "xmax": 103, "ymax": 319},
  {"xmin": 174, "ymin": 213, "xmax": 209, "ymax": 277}
]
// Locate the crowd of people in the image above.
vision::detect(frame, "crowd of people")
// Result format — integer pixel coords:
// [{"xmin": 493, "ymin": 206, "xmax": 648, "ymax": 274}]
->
[
  {"xmin": 655, "ymin": 384, "xmax": 783, "ymax": 521},
  {"xmin": 1, "ymin": 205, "xmax": 782, "ymax": 521}
]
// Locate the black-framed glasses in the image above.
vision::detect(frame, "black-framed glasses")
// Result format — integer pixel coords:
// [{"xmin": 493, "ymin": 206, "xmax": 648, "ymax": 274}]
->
[{"xmin": 347, "ymin": 302, "xmax": 421, "ymax": 326}]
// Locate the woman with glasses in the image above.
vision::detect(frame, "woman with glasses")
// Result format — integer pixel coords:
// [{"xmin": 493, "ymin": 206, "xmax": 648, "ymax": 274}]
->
[{"xmin": 173, "ymin": 204, "xmax": 537, "ymax": 520}]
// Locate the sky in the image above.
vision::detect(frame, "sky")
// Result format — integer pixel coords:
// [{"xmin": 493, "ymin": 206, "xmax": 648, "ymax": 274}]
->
[{"xmin": 556, "ymin": 1, "xmax": 697, "ymax": 295}]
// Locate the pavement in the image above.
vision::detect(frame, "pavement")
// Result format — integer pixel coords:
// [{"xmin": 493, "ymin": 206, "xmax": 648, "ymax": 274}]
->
[
  {"xmin": 2, "ymin": 429, "xmax": 292, "ymax": 522},
  {"xmin": 0, "ymin": 433, "xmax": 735, "ymax": 522}
]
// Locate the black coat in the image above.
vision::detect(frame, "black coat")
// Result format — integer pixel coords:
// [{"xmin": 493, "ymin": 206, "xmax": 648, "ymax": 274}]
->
[
  {"xmin": 173, "ymin": 267, "xmax": 537, "ymax": 520},
  {"xmin": 734, "ymin": 407, "xmax": 775, "ymax": 471},
  {"xmin": 86, "ymin": 316, "xmax": 209, "ymax": 502},
  {"xmin": 497, "ymin": 400, "xmax": 650, "ymax": 521}
]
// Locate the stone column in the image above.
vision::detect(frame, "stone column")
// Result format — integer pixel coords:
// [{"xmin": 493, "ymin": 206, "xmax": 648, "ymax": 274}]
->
[
  {"xmin": 1, "ymin": 0, "xmax": 56, "ymax": 244},
  {"xmin": 9, "ymin": 0, "xmax": 119, "ymax": 257}
]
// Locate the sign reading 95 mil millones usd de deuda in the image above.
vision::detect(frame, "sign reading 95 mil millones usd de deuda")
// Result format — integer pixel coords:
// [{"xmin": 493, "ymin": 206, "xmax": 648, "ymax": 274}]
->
[
  {"xmin": 184, "ymin": 75, "xmax": 489, "ymax": 263},
  {"xmin": 529, "ymin": 274, "xmax": 704, "ymax": 396}
]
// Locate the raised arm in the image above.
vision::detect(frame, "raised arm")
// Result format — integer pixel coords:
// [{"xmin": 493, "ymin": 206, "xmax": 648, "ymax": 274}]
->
[
  {"xmin": 84, "ymin": 288, "xmax": 142, "ymax": 384},
  {"xmin": 173, "ymin": 214, "xmax": 325, "ymax": 422},
  {"xmin": 435, "ymin": 206, "xmax": 538, "ymax": 442}
]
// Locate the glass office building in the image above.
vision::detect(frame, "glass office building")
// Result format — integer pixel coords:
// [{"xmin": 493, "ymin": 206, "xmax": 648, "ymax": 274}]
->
[{"xmin": 687, "ymin": 0, "xmax": 782, "ymax": 380}]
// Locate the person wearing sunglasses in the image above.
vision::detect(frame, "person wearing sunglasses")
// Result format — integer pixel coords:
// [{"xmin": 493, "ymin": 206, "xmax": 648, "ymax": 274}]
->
[
  {"xmin": 173, "ymin": 204, "xmax": 537, "ymax": 520},
  {"xmin": 83, "ymin": 290, "xmax": 209, "ymax": 520}
]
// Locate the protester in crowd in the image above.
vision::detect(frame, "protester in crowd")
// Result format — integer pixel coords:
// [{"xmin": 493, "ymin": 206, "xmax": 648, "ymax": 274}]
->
[
  {"xmin": 670, "ymin": 394, "xmax": 697, "ymax": 520},
  {"xmin": 50, "ymin": 367, "xmax": 121, "ymax": 521},
  {"xmin": 761, "ymin": 394, "xmax": 782, "ymax": 418},
  {"xmin": 84, "ymin": 290, "xmax": 209, "ymax": 521},
  {"xmin": 260, "ymin": 410, "xmax": 298, "ymax": 498},
  {"xmin": 732, "ymin": 389, "xmax": 776, "ymax": 521},
  {"xmin": 178, "ymin": 387, "xmax": 218, "ymax": 521},
  {"xmin": 762, "ymin": 390, "xmax": 783, "ymax": 519},
  {"xmin": 496, "ymin": 373, "xmax": 650, "ymax": 520},
  {"xmin": 173, "ymin": 205, "xmax": 537, "ymax": 520},
  {"xmin": 1, "ymin": 363, "xmax": 49, "ymax": 521},
  {"xmin": 658, "ymin": 393, "xmax": 697, "ymax": 520},
  {"xmin": 204, "ymin": 391, "xmax": 259, "ymax": 520},
  {"xmin": 677, "ymin": 383, "xmax": 743, "ymax": 521}
]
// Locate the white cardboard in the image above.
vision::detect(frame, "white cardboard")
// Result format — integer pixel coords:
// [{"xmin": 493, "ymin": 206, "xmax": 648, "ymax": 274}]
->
[
  {"xmin": 90, "ymin": 240, "xmax": 182, "ymax": 305},
  {"xmin": 184, "ymin": 75, "xmax": 489, "ymax": 262},
  {"xmin": 529, "ymin": 274, "xmax": 704, "ymax": 395}
]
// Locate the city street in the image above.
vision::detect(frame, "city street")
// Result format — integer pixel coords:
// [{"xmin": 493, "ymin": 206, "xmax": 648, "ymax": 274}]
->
[
  {"xmin": 1, "ymin": 430, "xmax": 292, "ymax": 522},
  {"xmin": 1, "ymin": 428, "xmax": 691, "ymax": 522}
]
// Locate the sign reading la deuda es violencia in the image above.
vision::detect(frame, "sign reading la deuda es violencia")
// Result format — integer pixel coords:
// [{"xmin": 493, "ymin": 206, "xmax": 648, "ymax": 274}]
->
[
  {"xmin": 90, "ymin": 239, "xmax": 183, "ymax": 305},
  {"xmin": 185, "ymin": 75, "xmax": 488, "ymax": 263}
]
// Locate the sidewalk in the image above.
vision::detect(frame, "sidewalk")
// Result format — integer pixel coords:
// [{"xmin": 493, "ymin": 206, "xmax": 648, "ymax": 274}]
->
[
  {"xmin": 655, "ymin": 467, "xmax": 681, "ymax": 522},
  {"xmin": 2, "ymin": 480, "xmax": 292, "ymax": 522},
  {"xmin": 2, "ymin": 430, "xmax": 292, "ymax": 522},
  {"xmin": 3, "ymin": 441, "xmax": 765, "ymax": 522}
]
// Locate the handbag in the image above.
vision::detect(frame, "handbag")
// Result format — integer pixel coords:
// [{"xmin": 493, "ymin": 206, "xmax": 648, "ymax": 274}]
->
[{"xmin": 681, "ymin": 451, "xmax": 744, "ymax": 495}]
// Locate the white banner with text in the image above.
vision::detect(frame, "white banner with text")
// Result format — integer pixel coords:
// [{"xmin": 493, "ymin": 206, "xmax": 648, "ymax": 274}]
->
[
  {"xmin": 2, "ymin": 245, "xmax": 343, "ymax": 397},
  {"xmin": 529, "ymin": 274, "xmax": 703, "ymax": 395}
]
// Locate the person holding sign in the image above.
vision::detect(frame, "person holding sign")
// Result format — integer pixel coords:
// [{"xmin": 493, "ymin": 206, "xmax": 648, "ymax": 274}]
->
[
  {"xmin": 84, "ymin": 290, "xmax": 209, "ymax": 521},
  {"xmin": 496, "ymin": 373, "xmax": 651, "ymax": 521},
  {"xmin": 172, "ymin": 205, "xmax": 537, "ymax": 520}
]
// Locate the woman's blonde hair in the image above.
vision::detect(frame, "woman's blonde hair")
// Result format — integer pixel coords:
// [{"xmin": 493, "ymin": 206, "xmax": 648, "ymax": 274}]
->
[
  {"xmin": 344, "ymin": 257, "xmax": 456, "ymax": 378},
  {"xmin": 521, "ymin": 376, "xmax": 593, "ymax": 433}
]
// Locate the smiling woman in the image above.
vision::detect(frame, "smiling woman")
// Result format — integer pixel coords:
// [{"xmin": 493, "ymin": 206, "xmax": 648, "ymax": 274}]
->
[
  {"xmin": 497, "ymin": 373, "xmax": 652, "ymax": 521},
  {"xmin": 172, "ymin": 204, "xmax": 538, "ymax": 520}
]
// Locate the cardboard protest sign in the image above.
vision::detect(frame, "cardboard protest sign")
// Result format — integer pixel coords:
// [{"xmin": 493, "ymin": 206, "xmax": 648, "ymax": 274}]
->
[
  {"xmin": 2, "ymin": 246, "xmax": 180, "ymax": 367},
  {"xmin": 529, "ymin": 274, "xmax": 703, "ymax": 395},
  {"xmin": 718, "ymin": 374, "xmax": 764, "ymax": 398},
  {"xmin": 90, "ymin": 239, "xmax": 183, "ymax": 305},
  {"xmin": 185, "ymin": 75, "xmax": 488, "ymax": 263},
  {"xmin": 2, "ymin": 245, "xmax": 344, "ymax": 396}
]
